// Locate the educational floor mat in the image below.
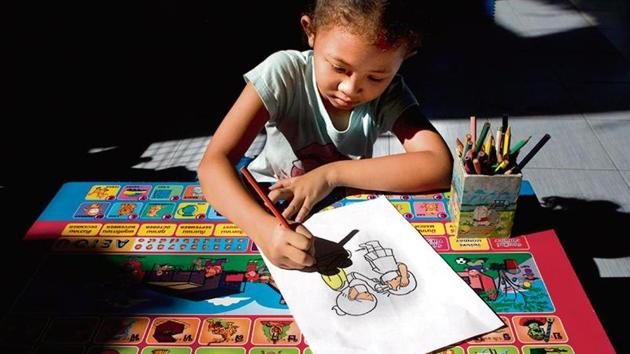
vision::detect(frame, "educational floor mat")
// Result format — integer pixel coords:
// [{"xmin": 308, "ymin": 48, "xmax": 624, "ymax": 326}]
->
[{"xmin": 7, "ymin": 182, "xmax": 613, "ymax": 353}]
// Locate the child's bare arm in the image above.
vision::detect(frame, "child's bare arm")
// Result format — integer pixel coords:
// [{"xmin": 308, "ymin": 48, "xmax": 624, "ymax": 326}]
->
[{"xmin": 198, "ymin": 82, "xmax": 315, "ymax": 269}]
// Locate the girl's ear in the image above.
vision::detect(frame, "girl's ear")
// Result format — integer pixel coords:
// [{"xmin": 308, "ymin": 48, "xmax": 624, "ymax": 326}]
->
[{"xmin": 301, "ymin": 15, "xmax": 316, "ymax": 48}]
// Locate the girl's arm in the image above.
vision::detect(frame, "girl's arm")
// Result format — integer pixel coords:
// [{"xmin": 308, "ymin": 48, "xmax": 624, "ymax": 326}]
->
[
  {"xmin": 329, "ymin": 104, "xmax": 453, "ymax": 192},
  {"xmin": 197, "ymin": 82, "xmax": 315, "ymax": 269},
  {"xmin": 270, "ymin": 105, "xmax": 453, "ymax": 222}
]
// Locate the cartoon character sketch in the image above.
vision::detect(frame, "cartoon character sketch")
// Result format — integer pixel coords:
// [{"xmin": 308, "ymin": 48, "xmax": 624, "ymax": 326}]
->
[
  {"xmin": 473, "ymin": 205, "xmax": 498, "ymax": 227},
  {"xmin": 321, "ymin": 240, "xmax": 416, "ymax": 316},
  {"xmin": 323, "ymin": 268, "xmax": 379, "ymax": 316},
  {"xmin": 354, "ymin": 241, "xmax": 417, "ymax": 295}
]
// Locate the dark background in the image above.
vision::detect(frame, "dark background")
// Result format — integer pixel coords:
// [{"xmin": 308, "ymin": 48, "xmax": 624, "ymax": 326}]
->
[{"xmin": 5, "ymin": 0, "xmax": 629, "ymax": 352}]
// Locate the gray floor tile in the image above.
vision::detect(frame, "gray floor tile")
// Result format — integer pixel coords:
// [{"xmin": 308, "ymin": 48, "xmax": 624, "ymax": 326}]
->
[
  {"xmin": 523, "ymin": 168, "xmax": 630, "ymax": 212},
  {"xmin": 373, "ymin": 133, "xmax": 406, "ymax": 157},
  {"xmin": 621, "ymin": 171, "xmax": 630, "ymax": 186},
  {"xmin": 433, "ymin": 114, "xmax": 615, "ymax": 170},
  {"xmin": 594, "ymin": 257, "xmax": 630, "ymax": 278},
  {"xmin": 494, "ymin": 0, "xmax": 526, "ymax": 34},
  {"xmin": 586, "ymin": 112, "xmax": 630, "ymax": 170},
  {"xmin": 373, "ymin": 133, "xmax": 394, "ymax": 157}
]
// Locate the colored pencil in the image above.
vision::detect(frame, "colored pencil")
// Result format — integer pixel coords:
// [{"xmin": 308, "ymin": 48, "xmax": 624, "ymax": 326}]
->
[
  {"xmin": 502, "ymin": 126, "xmax": 511, "ymax": 158},
  {"xmin": 474, "ymin": 121, "xmax": 491, "ymax": 153},
  {"xmin": 240, "ymin": 166, "xmax": 290, "ymax": 228},
  {"xmin": 508, "ymin": 134, "xmax": 551, "ymax": 174},
  {"xmin": 509, "ymin": 136, "xmax": 531, "ymax": 157}
]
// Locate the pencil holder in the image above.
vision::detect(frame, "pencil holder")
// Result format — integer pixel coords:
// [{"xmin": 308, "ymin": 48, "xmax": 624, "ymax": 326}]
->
[{"xmin": 448, "ymin": 160, "xmax": 522, "ymax": 238}]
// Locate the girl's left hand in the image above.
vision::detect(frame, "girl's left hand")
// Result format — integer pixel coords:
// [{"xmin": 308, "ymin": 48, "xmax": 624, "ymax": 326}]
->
[{"xmin": 268, "ymin": 166, "xmax": 335, "ymax": 223}]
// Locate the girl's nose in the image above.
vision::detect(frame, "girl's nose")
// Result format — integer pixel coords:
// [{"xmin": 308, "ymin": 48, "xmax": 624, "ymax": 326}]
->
[{"xmin": 338, "ymin": 76, "xmax": 362, "ymax": 97}]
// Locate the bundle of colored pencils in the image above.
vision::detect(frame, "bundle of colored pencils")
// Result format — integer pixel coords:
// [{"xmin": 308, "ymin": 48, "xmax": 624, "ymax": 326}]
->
[{"xmin": 455, "ymin": 115, "xmax": 550, "ymax": 175}]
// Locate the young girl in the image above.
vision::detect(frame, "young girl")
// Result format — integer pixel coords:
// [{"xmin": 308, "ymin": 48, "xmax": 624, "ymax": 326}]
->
[{"xmin": 198, "ymin": 0, "xmax": 452, "ymax": 270}]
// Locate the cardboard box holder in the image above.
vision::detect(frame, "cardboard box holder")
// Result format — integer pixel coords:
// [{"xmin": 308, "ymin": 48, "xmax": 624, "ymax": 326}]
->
[{"xmin": 448, "ymin": 161, "xmax": 522, "ymax": 238}]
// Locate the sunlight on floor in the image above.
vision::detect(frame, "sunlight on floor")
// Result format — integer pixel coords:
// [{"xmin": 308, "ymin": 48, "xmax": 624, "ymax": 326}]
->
[
  {"xmin": 495, "ymin": 0, "xmax": 595, "ymax": 37},
  {"xmin": 132, "ymin": 135, "xmax": 267, "ymax": 171},
  {"xmin": 594, "ymin": 257, "xmax": 630, "ymax": 277}
]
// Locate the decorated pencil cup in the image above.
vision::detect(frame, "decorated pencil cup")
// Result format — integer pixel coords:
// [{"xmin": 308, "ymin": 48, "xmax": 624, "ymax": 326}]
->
[{"xmin": 448, "ymin": 159, "xmax": 522, "ymax": 238}]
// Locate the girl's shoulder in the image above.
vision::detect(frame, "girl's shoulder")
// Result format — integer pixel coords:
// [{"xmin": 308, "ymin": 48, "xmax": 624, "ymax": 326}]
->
[{"xmin": 259, "ymin": 50, "xmax": 312, "ymax": 73}]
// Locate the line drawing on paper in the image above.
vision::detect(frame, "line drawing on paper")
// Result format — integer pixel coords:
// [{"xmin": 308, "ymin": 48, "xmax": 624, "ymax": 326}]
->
[{"xmin": 319, "ymin": 236, "xmax": 418, "ymax": 316}]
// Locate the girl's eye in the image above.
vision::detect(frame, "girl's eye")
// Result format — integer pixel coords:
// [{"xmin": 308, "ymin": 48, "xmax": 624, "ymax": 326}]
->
[
  {"xmin": 369, "ymin": 76, "xmax": 384, "ymax": 82},
  {"xmin": 333, "ymin": 66, "xmax": 346, "ymax": 74}
]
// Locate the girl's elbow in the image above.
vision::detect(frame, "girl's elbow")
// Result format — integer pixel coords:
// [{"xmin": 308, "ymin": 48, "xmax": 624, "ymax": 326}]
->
[
  {"xmin": 439, "ymin": 167, "xmax": 453, "ymax": 190},
  {"xmin": 196, "ymin": 157, "xmax": 212, "ymax": 180},
  {"xmin": 435, "ymin": 153, "xmax": 453, "ymax": 189}
]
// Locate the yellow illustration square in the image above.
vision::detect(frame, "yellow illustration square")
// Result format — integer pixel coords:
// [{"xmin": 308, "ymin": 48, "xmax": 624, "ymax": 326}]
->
[
  {"xmin": 85, "ymin": 185, "xmax": 120, "ymax": 200},
  {"xmin": 390, "ymin": 201, "xmax": 412, "ymax": 218},
  {"xmin": 175, "ymin": 203, "xmax": 209, "ymax": 219}
]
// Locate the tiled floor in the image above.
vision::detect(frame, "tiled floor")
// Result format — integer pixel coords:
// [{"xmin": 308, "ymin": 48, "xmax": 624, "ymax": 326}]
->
[
  {"xmin": 427, "ymin": 0, "xmax": 630, "ymax": 211},
  {"xmin": 6, "ymin": 0, "xmax": 629, "ymax": 352}
]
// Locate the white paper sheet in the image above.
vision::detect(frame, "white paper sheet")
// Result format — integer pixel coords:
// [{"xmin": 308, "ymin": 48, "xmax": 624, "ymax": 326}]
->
[{"xmin": 262, "ymin": 197, "xmax": 504, "ymax": 353}]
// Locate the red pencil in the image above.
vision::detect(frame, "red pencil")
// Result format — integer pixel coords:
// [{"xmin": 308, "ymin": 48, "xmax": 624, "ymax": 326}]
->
[{"xmin": 239, "ymin": 166, "xmax": 291, "ymax": 228}]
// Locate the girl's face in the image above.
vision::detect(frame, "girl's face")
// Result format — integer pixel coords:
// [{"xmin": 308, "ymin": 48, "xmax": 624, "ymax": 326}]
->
[{"xmin": 304, "ymin": 18, "xmax": 407, "ymax": 113}]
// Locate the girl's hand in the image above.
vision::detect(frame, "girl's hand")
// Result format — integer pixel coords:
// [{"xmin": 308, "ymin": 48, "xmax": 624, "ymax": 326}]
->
[
  {"xmin": 268, "ymin": 166, "xmax": 336, "ymax": 222},
  {"xmin": 258, "ymin": 223, "xmax": 316, "ymax": 270}
]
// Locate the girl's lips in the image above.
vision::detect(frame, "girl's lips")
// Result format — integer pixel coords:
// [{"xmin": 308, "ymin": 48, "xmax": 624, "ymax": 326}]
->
[{"xmin": 333, "ymin": 96, "xmax": 354, "ymax": 107}]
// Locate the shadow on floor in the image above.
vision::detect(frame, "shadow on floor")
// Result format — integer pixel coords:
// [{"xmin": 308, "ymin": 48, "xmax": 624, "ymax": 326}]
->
[{"xmin": 514, "ymin": 195, "xmax": 630, "ymax": 353}]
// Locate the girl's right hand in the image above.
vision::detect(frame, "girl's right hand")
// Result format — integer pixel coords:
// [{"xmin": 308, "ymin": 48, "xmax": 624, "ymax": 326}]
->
[{"xmin": 258, "ymin": 223, "xmax": 316, "ymax": 270}]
